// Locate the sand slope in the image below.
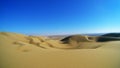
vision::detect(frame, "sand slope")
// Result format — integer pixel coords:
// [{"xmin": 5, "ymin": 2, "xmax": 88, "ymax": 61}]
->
[{"xmin": 0, "ymin": 32, "xmax": 120, "ymax": 68}]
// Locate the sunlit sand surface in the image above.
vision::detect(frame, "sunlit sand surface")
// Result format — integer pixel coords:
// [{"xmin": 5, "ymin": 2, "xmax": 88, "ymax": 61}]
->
[{"xmin": 0, "ymin": 32, "xmax": 120, "ymax": 68}]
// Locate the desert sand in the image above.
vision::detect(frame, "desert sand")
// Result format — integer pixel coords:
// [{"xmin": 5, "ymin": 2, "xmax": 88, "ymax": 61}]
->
[{"xmin": 0, "ymin": 32, "xmax": 120, "ymax": 68}]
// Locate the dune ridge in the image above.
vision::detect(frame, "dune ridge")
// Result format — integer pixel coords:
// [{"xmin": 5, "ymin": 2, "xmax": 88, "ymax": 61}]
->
[{"xmin": 1, "ymin": 32, "xmax": 120, "ymax": 49}]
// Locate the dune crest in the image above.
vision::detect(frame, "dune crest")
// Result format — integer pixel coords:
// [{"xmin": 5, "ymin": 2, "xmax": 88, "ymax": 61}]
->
[{"xmin": 1, "ymin": 32, "xmax": 120, "ymax": 50}]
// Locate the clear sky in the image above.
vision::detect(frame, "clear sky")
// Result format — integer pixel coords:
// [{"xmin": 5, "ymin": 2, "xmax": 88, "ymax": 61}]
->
[{"xmin": 0, "ymin": 0, "xmax": 120, "ymax": 35}]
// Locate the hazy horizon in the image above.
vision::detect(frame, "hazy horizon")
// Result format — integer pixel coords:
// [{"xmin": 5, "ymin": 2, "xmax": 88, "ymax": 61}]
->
[{"xmin": 1, "ymin": 0, "xmax": 120, "ymax": 35}]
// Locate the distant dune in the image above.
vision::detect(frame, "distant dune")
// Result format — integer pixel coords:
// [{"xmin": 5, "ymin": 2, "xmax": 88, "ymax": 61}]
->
[
  {"xmin": 101, "ymin": 33, "xmax": 120, "ymax": 37},
  {"xmin": 97, "ymin": 33, "xmax": 120, "ymax": 42},
  {"xmin": 0, "ymin": 32, "xmax": 120, "ymax": 68}
]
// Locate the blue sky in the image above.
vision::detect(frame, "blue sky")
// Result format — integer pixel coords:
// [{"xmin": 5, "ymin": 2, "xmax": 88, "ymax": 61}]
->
[{"xmin": 0, "ymin": 0, "xmax": 120, "ymax": 35}]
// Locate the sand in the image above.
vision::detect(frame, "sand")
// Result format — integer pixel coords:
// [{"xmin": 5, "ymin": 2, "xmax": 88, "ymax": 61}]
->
[{"xmin": 0, "ymin": 32, "xmax": 120, "ymax": 68}]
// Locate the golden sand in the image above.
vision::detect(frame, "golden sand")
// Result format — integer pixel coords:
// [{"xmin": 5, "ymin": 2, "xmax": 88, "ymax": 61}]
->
[{"xmin": 0, "ymin": 32, "xmax": 120, "ymax": 68}]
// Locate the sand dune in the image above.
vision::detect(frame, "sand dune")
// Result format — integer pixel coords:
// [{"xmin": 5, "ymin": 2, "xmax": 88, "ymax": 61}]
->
[
  {"xmin": 61, "ymin": 35, "xmax": 96, "ymax": 43},
  {"xmin": 0, "ymin": 32, "xmax": 120, "ymax": 68}
]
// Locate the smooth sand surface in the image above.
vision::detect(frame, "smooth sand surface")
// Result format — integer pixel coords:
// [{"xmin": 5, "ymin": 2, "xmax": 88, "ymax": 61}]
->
[{"xmin": 0, "ymin": 32, "xmax": 120, "ymax": 68}]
